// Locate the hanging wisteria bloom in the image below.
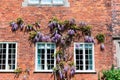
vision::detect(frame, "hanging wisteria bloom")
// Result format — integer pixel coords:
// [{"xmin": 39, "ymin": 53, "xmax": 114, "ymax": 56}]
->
[
  {"xmin": 60, "ymin": 39, "xmax": 65, "ymax": 45},
  {"xmin": 56, "ymin": 54, "xmax": 60, "ymax": 62},
  {"xmin": 55, "ymin": 33, "xmax": 61, "ymax": 39},
  {"xmin": 79, "ymin": 21, "xmax": 87, "ymax": 27},
  {"xmin": 75, "ymin": 44, "xmax": 79, "ymax": 48},
  {"xmin": 70, "ymin": 66, "xmax": 75, "ymax": 77},
  {"xmin": 51, "ymin": 33, "xmax": 61, "ymax": 43},
  {"xmin": 20, "ymin": 23, "xmax": 24, "ymax": 30},
  {"xmin": 63, "ymin": 66, "xmax": 69, "ymax": 72},
  {"xmin": 11, "ymin": 23, "xmax": 18, "ymax": 31},
  {"xmin": 59, "ymin": 70, "xmax": 64, "ymax": 79},
  {"xmin": 84, "ymin": 36, "xmax": 94, "ymax": 43},
  {"xmin": 37, "ymin": 32, "xmax": 43, "ymax": 40},
  {"xmin": 33, "ymin": 35, "xmax": 39, "ymax": 42},
  {"xmin": 53, "ymin": 21, "xmax": 58, "ymax": 27},
  {"xmin": 10, "ymin": 22, "xmax": 16, "ymax": 27},
  {"xmin": 69, "ymin": 19, "xmax": 75, "ymax": 25},
  {"xmin": 100, "ymin": 43, "xmax": 105, "ymax": 51},
  {"xmin": 33, "ymin": 32, "xmax": 43, "ymax": 43},
  {"xmin": 41, "ymin": 36, "xmax": 50, "ymax": 42},
  {"xmin": 48, "ymin": 22, "xmax": 54, "ymax": 29},
  {"xmin": 57, "ymin": 24, "xmax": 64, "ymax": 31},
  {"xmin": 68, "ymin": 29, "xmax": 75, "ymax": 36}
]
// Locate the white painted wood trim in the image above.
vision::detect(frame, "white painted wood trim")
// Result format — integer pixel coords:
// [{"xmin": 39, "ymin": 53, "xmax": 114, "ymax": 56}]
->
[
  {"xmin": 74, "ymin": 43, "xmax": 95, "ymax": 72},
  {"xmin": 0, "ymin": 42, "xmax": 17, "ymax": 72},
  {"xmin": 35, "ymin": 42, "xmax": 56, "ymax": 72}
]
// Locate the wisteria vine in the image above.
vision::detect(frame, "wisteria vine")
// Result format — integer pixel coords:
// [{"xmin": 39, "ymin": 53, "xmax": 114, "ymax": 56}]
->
[{"xmin": 10, "ymin": 17, "xmax": 105, "ymax": 80}]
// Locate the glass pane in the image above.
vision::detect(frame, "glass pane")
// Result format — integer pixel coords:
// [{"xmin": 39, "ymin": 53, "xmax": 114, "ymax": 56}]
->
[
  {"xmin": 37, "ymin": 43, "xmax": 45, "ymax": 70},
  {"xmin": 85, "ymin": 44, "xmax": 93, "ymax": 70},
  {"xmin": 38, "ymin": 44, "xmax": 45, "ymax": 49},
  {"xmin": 37, "ymin": 43, "xmax": 55, "ymax": 70},
  {"xmin": 46, "ymin": 44, "xmax": 55, "ymax": 70},
  {"xmin": 51, "ymin": 44, "xmax": 55, "ymax": 49},
  {"xmin": 8, "ymin": 44, "xmax": 16, "ymax": 70},
  {"xmin": 53, "ymin": 0, "xmax": 63, "ymax": 4},
  {"xmin": 37, "ymin": 49, "xmax": 45, "ymax": 70},
  {"xmin": 75, "ymin": 45, "xmax": 83, "ymax": 70},
  {"xmin": 88, "ymin": 44, "xmax": 92, "ymax": 49},
  {"xmin": 85, "ymin": 44, "xmax": 89, "ymax": 49},
  {"xmin": 29, "ymin": 0, "xmax": 39, "ymax": 4},
  {"xmin": 0, "ymin": 44, "xmax": 6, "ymax": 70},
  {"xmin": 41, "ymin": 0, "xmax": 52, "ymax": 4}
]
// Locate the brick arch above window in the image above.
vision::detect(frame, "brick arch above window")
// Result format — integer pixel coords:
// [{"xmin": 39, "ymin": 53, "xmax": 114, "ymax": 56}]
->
[{"xmin": 22, "ymin": 0, "xmax": 70, "ymax": 7}]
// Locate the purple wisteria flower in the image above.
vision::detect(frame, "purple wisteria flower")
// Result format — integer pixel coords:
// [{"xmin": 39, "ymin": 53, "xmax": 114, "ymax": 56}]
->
[
  {"xmin": 79, "ymin": 21, "xmax": 87, "ymax": 27},
  {"xmin": 20, "ymin": 23, "xmax": 24, "ymax": 30},
  {"xmin": 56, "ymin": 54, "xmax": 60, "ymax": 62},
  {"xmin": 75, "ymin": 44, "xmax": 79, "ymax": 48},
  {"xmin": 84, "ymin": 36, "xmax": 94, "ymax": 43},
  {"xmin": 54, "ymin": 33, "xmax": 61, "ymax": 40},
  {"xmin": 52, "ymin": 21, "xmax": 58, "ymax": 27},
  {"xmin": 68, "ymin": 29, "xmax": 75, "ymax": 36},
  {"xmin": 59, "ymin": 70, "xmax": 64, "ymax": 79},
  {"xmin": 42, "ymin": 35, "xmax": 50, "ymax": 42},
  {"xmin": 37, "ymin": 32, "xmax": 43, "ymax": 40},
  {"xmin": 70, "ymin": 66, "xmax": 75, "ymax": 76},
  {"xmin": 33, "ymin": 36, "xmax": 39, "ymax": 43},
  {"xmin": 33, "ymin": 32, "xmax": 43, "ymax": 43},
  {"xmin": 69, "ymin": 19, "xmax": 75, "ymax": 25},
  {"xmin": 100, "ymin": 43, "xmax": 105, "ymax": 51},
  {"xmin": 11, "ymin": 23, "xmax": 18, "ymax": 31},
  {"xmin": 60, "ymin": 39, "xmax": 65, "ymax": 45},
  {"xmin": 10, "ymin": 22, "xmax": 16, "ymax": 27},
  {"xmin": 57, "ymin": 24, "xmax": 64, "ymax": 31},
  {"xmin": 52, "ymin": 33, "xmax": 61, "ymax": 43},
  {"xmin": 48, "ymin": 22, "xmax": 54, "ymax": 29},
  {"xmin": 64, "ymin": 66, "xmax": 69, "ymax": 72}
]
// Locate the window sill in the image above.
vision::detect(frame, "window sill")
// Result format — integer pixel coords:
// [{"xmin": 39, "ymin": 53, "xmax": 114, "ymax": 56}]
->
[
  {"xmin": 0, "ymin": 70, "xmax": 15, "ymax": 73},
  {"xmin": 75, "ymin": 70, "xmax": 96, "ymax": 74},
  {"xmin": 22, "ymin": 1, "xmax": 70, "ymax": 7}
]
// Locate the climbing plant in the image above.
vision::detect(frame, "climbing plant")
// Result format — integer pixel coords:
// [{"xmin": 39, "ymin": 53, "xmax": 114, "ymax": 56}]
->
[
  {"xmin": 96, "ymin": 33, "xmax": 105, "ymax": 51},
  {"xmin": 9, "ymin": 17, "xmax": 104, "ymax": 80}
]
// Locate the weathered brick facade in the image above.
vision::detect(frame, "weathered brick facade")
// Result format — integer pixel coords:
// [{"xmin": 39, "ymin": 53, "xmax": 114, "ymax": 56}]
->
[{"xmin": 0, "ymin": 0, "xmax": 115, "ymax": 80}]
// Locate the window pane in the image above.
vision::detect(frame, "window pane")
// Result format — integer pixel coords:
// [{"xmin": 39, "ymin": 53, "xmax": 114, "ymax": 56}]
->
[
  {"xmin": 46, "ymin": 44, "xmax": 55, "ymax": 70},
  {"xmin": 8, "ymin": 43, "xmax": 16, "ymax": 70},
  {"xmin": 85, "ymin": 44, "xmax": 93, "ymax": 70},
  {"xmin": 75, "ymin": 43, "xmax": 93, "ymax": 71},
  {"xmin": 41, "ymin": 0, "xmax": 52, "ymax": 4},
  {"xmin": 75, "ymin": 47, "xmax": 83, "ymax": 70},
  {"xmin": 28, "ymin": 0, "xmax": 39, "ymax": 4},
  {"xmin": 37, "ymin": 48, "xmax": 45, "ymax": 70},
  {"xmin": 0, "ymin": 44, "xmax": 6, "ymax": 70},
  {"xmin": 37, "ymin": 43, "xmax": 55, "ymax": 71},
  {"xmin": 53, "ymin": 0, "xmax": 64, "ymax": 4}
]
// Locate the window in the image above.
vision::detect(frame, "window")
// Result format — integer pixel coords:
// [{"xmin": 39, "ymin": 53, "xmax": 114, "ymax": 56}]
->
[
  {"xmin": 0, "ymin": 43, "xmax": 17, "ymax": 71},
  {"xmin": 113, "ymin": 39, "xmax": 120, "ymax": 69},
  {"xmin": 74, "ymin": 43, "xmax": 95, "ymax": 72},
  {"xmin": 117, "ymin": 42, "xmax": 120, "ymax": 68},
  {"xmin": 22, "ymin": 0, "xmax": 70, "ymax": 7},
  {"xmin": 35, "ymin": 43, "xmax": 56, "ymax": 72}
]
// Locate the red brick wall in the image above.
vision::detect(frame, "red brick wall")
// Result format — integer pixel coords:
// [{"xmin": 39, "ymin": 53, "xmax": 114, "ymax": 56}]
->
[{"xmin": 0, "ymin": 0, "xmax": 113, "ymax": 80}]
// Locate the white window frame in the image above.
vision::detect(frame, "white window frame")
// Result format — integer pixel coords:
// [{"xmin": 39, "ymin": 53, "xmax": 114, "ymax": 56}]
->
[
  {"xmin": 22, "ymin": 0, "xmax": 70, "ymax": 7},
  {"xmin": 35, "ymin": 42, "xmax": 56, "ymax": 72},
  {"xmin": 0, "ymin": 42, "xmax": 17, "ymax": 72},
  {"xmin": 113, "ymin": 39, "xmax": 120, "ymax": 69},
  {"xmin": 74, "ymin": 43, "xmax": 95, "ymax": 73}
]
